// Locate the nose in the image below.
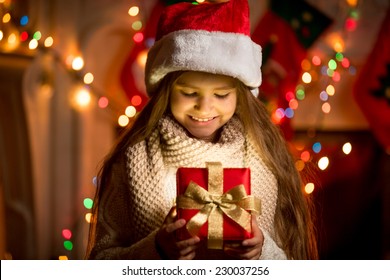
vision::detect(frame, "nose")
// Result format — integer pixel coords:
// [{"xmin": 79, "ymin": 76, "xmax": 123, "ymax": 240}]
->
[{"xmin": 194, "ymin": 96, "xmax": 213, "ymax": 112}]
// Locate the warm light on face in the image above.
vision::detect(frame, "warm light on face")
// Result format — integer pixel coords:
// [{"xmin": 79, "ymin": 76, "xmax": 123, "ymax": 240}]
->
[{"xmin": 170, "ymin": 71, "xmax": 237, "ymax": 142}]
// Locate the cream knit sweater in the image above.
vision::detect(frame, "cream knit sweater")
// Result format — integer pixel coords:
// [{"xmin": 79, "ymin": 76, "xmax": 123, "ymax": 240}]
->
[{"xmin": 88, "ymin": 115, "xmax": 286, "ymax": 259}]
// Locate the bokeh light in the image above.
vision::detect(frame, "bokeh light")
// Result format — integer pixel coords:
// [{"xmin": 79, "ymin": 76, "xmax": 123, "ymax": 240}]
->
[
  {"xmin": 72, "ymin": 56, "xmax": 84, "ymax": 71},
  {"xmin": 33, "ymin": 31, "xmax": 42, "ymax": 40},
  {"xmin": 302, "ymin": 72, "xmax": 312, "ymax": 84},
  {"xmin": 131, "ymin": 95, "xmax": 142, "ymax": 106},
  {"xmin": 71, "ymin": 87, "xmax": 91, "ymax": 109},
  {"xmin": 305, "ymin": 183, "xmax": 315, "ymax": 194},
  {"xmin": 320, "ymin": 91, "xmax": 329, "ymax": 101},
  {"xmin": 318, "ymin": 157, "xmax": 329, "ymax": 170},
  {"xmin": 83, "ymin": 72, "xmax": 94, "ymax": 84},
  {"xmin": 125, "ymin": 106, "xmax": 137, "ymax": 118},
  {"xmin": 62, "ymin": 229, "xmax": 72, "ymax": 240},
  {"xmin": 132, "ymin": 21, "xmax": 142, "ymax": 31},
  {"xmin": 20, "ymin": 15, "xmax": 29, "ymax": 26},
  {"xmin": 289, "ymin": 99, "xmax": 299, "ymax": 110},
  {"xmin": 83, "ymin": 198, "xmax": 93, "ymax": 209},
  {"xmin": 295, "ymin": 160, "xmax": 305, "ymax": 171},
  {"xmin": 326, "ymin": 85, "xmax": 335, "ymax": 96},
  {"xmin": 312, "ymin": 142, "xmax": 322, "ymax": 153},
  {"xmin": 301, "ymin": 151, "xmax": 311, "ymax": 162},
  {"xmin": 296, "ymin": 88, "xmax": 305, "ymax": 100},
  {"xmin": 98, "ymin": 97, "xmax": 109, "ymax": 109},
  {"xmin": 28, "ymin": 38, "xmax": 38, "ymax": 50},
  {"xmin": 85, "ymin": 213, "xmax": 92, "ymax": 223},
  {"xmin": 312, "ymin": 55, "xmax": 321, "ymax": 66},
  {"xmin": 128, "ymin": 6, "xmax": 139, "ymax": 17},
  {"xmin": 322, "ymin": 102, "xmax": 331, "ymax": 114},
  {"xmin": 133, "ymin": 32, "xmax": 144, "ymax": 43},
  {"xmin": 118, "ymin": 115, "xmax": 130, "ymax": 127},
  {"xmin": 328, "ymin": 59, "xmax": 337, "ymax": 70},
  {"xmin": 44, "ymin": 36, "xmax": 54, "ymax": 47},
  {"xmin": 63, "ymin": 241, "xmax": 73, "ymax": 251},
  {"xmin": 343, "ymin": 142, "xmax": 352, "ymax": 155}
]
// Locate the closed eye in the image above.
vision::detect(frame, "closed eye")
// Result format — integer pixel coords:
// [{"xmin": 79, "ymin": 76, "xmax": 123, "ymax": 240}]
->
[
  {"xmin": 214, "ymin": 92, "xmax": 230, "ymax": 99},
  {"xmin": 180, "ymin": 91, "xmax": 197, "ymax": 97}
]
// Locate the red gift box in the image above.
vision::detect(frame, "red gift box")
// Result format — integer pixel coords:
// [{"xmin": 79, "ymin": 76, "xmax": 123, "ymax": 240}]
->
[{"xmin": 176, "ymin": 162, "xmax": 261, "ymax": 249}]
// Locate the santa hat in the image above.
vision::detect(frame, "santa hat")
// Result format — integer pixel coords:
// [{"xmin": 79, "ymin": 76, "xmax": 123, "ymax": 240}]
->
[{"xmin": 144, "ymin": 0, "xmax": 262, "ymax": 96}]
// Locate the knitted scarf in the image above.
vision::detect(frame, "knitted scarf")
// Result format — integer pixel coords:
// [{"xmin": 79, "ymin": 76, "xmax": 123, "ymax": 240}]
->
[{"xmin": 125, "ymin": 115, "xmax": 278, "ymax": 244}]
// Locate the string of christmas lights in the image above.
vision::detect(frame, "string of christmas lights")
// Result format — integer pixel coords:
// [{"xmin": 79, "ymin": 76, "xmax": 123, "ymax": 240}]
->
[{"xmin": 285, "ymin": 0, "xmax": 361, "ymax": 194}]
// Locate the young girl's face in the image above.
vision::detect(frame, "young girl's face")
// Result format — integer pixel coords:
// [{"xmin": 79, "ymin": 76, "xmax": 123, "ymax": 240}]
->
[{"xmin": 170, "ymin": 71, "xmax": 237, "ymax": 142}]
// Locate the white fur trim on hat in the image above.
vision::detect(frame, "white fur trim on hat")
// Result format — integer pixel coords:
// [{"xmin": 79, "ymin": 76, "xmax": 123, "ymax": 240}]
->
[{"xmin": 145, "ymin": 29, "xmax": 262, "ymax": 96}]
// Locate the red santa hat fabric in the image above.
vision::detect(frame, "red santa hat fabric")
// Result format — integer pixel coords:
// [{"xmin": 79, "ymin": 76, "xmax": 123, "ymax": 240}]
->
[{"xmin": 145, "ymin": 0, "xmax": 262, "ymax": 96}]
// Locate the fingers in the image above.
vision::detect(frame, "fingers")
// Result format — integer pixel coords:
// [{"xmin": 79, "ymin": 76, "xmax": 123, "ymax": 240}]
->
[
  {"xmin": 178, "ymin": 251, "xmax": 196, "ymax": 260},
  {"xmin": 165, "ymin": 218, "xmax": 186, "ymax": 233},
  {"xmin": 241, "ymin": 216, "xmax": 264, "ymax": 259},
  {"xmin": 177, "ymin": 236, "xmax": 201, "ymax": 256},
  {"xmin": 163, "ymin": 206, "xmax": 177, "ymax": 225},
  {"xmin": 156, "ymin": 206, "xmax": 200, "ymax": 260},
  {"xmin": 239, "ymin": 248, "xmax": 262, "ymax": 260},
  {"xmin": 224, "ymin": 215, "xmax": 264, "ymax": 260},
  {"xmin": 242, "ymin": 217, "xmax": 263, "ymax": 247}
]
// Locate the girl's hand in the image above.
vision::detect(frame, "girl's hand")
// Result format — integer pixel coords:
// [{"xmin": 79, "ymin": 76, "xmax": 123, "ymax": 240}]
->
[
  {"xmin": 223, "ymin": 215, "xmax": 264, "ymax": 260},
  {"xmin": 156, "ymin": 206, "xmax": 200, "ymax": 260}
]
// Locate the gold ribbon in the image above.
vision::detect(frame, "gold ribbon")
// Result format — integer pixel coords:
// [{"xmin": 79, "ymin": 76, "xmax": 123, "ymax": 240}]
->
[{"xmin": 177, "ymin": 162, "xmax": 261, "ymax": 249}]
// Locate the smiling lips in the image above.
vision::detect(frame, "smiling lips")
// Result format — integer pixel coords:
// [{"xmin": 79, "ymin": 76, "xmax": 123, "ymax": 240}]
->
[{"xmin": 190, "ymin": 116, "xmax": 216, "ymax": 122}]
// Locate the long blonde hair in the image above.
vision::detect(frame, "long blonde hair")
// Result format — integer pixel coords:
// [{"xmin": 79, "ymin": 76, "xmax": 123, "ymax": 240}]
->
[
  {"xmin": 86, "ymin": 71, "xmax": 318, "ymax": 260},
  {"xmin": 235, "ymin": 82, "xmax": 318, "ymax": 259}
]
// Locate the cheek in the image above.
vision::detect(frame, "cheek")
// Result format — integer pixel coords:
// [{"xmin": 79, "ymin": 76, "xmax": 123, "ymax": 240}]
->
[
  {"xmin": 170, "ymin": 95, "xmax": 189, "ymax": 115},
  {"xmin": 225, "ymin": 98, "xmax": 237, "ymax": 115},
  {"xmin": 170, "ymin": 94, "xmax": 180, "ymax": 112}
]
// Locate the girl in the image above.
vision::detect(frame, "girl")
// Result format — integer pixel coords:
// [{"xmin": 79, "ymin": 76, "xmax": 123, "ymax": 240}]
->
[{"xmin": 85, "ymin": 0, "xmax": 318, "ymax": 260}]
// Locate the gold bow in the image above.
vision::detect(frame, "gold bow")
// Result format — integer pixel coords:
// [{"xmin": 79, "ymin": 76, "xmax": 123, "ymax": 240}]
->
[{"xmin": 176, "ymin": 162, "xmax": 261, "ymax": 249}]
